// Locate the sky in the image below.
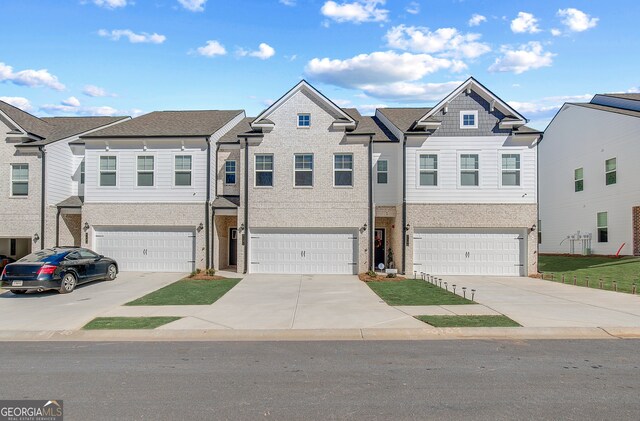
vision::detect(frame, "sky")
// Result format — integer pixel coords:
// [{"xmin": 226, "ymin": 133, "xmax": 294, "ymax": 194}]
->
[{"xmin": 0, "ymin": 0, "xmax": 638, "ymax": 130}]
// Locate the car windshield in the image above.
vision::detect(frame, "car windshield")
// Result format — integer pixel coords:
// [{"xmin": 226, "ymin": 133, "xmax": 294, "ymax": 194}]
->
[{"xmin": 17, "ymin": 249, "xmax": 65, "ymax": 263}]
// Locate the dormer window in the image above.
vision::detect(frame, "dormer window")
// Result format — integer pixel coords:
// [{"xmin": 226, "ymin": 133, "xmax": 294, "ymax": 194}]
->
[
  {"xmin": 298, "ymin": 113, "xmax": 310, "ymax": 128},
  {"xmin": 460, "ymin": 111, "xmax": 478, "ymax": 129}
]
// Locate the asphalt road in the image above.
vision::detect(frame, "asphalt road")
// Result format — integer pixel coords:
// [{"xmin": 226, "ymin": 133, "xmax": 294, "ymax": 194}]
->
[{"xmin": 1, "ymin": 340, "xmax": 639, "ymax": 420}]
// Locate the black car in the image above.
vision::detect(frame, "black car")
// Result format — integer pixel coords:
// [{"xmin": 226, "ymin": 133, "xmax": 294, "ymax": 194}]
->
[{"xmin": 0, "ymin": 247, "xmax": 118, "ymax": 295}]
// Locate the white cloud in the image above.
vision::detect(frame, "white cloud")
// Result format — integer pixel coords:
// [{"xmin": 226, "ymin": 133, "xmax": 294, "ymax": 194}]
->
[
  {"xmin": 279, "ymin": 0, "xmax": 296, "ymax": 5},
  {"xmin": 238, "ymin": 43, "xmax": 276, "ymax": 60},
  {"xmin": 557, "ymin": 8, "xmax": 598, "ymax": 32},
  {"xmin": 195, "ymin": 40, "xmax": 227, "ymax": 57},
  {"xmin": 0, "ymin": 62, "xmax": 65, "ymax": 91},
  {"xmin": 468, "ymin": 14, "xmax": 487, "ymax": 27},
  {"xmin": 508, "ymin": 94, "xmax": 592, "ymax": 128},
  {"xmin": 83, "ymin": 85, "xmax": 115, "ymax": 97},
  {"xmin": 61, "ymin": 96, "xmax": 81, "ymax": 107},
  {"xmin": 178, "ymin": 0, "xmax": 207, "ymax": 12},
  {"xmin": 321, "ymin": 0, "xmax": 389, "ymax": 24},
  {"xmin": 550, "ymin": 28, "xmax": 562, "ymax": 36},
  {"xmin": 0, "ymin": 96, "xmax": 32, "ymax": 111},
  {"xmin": 359, "ymin": 81, "xmax": 462, "ymax": 102},
  {"xmin": 40, "ymin": 97, "xmax": 143, "ymax": 117},
  {"xmin": 406, "ymin": 1, "xmax": 419, "ymax": 15},
  {"xmin": 98, "ymin": 29, "xmax": 166, "ymax": 44},
  {"xmin": 92, "ymin": 0, "xmax": 128, "ymax": 9},
  {"xmin": 385, "ymin": 25, "xmax": 491, "ymax": 59},
  {"xmin": 488, "ymin": 42, "xmax": 554, "ymax": 74},
  {"xmin": 356, "ymin": 103, "xmax": 387, "ymax": 115},
  {"xmin": 306, "ymin": 51, "xmax": 463, "ymax": 89},
  {"xmin": 332, "ymin": 99, "xmax": 353, "ymax": 107},
  {"xmin": 510, "ymin": 12, "xmax": 540, "ymax": 34}
]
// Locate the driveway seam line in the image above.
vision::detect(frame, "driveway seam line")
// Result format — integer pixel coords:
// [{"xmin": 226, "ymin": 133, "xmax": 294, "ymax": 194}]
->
[
  {"xmin": 289, "ymin": 276, "xmax": 303, "ymax": 329},
  {"xmin": 598, "ymin": 327, "xmax": 622, "ymax": 339}
]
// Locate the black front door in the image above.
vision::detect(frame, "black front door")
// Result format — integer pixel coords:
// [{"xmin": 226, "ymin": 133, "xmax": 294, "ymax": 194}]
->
[
  {"xmin": 374, "ymin": 229, "xmax": 385, "ymax": 269},
  {"xmin": 229, "ymin": 228, "xmax": 238, "ymax": 266}
]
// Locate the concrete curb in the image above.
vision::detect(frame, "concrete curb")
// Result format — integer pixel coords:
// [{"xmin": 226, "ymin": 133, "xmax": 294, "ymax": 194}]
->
[{"xmin": 0, "ymin": 326, "xmax": 639, "ymax": 341}]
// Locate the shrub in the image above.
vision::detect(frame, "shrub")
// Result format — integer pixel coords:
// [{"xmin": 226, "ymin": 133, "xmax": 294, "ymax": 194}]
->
[
  {"xmin": 367, "ymin": 270, "xmax": 377, "ymax": 277},
  {"xmin": 205, "ymin": 268, "xmax": 215, "ymax": 276}
]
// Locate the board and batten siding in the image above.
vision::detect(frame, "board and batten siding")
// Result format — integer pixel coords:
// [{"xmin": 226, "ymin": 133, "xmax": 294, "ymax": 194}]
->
[
  {"xmin": 373, "ymin": 142, "xmax": 401, "ymax": 205},
  {"xmin": 84, "ymin": 139, "xmax": 208, "ymax": 203},
  {"xmin": 406, "ymin": 135, "xmax": 536, "ymax": 204}
]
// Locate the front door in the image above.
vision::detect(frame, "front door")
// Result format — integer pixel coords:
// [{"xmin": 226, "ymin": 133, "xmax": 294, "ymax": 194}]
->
[
  {"xmin": 374, "ymin": 228, "xmax": 386, "ymax": 269},
  {"xmin": 229, "ymin": 228, "xmax": 238, "ymax": 266}
]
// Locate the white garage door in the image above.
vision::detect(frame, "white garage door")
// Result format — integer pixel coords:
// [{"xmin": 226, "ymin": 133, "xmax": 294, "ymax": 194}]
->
[
  {"xmin": 413, "ymin": 230, "xmax": 524, "ymax": 276},
  {"xmin": 94, "ymin": 227, "xmax": 195, "ymax": 273},
  {"xmin": 250, "ymin": 229, "xmax": 358, "ymax": 274}
]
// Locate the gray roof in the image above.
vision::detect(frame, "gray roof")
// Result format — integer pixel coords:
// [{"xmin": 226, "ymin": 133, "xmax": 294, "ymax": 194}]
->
[
  {"xmin": 0, "ymin": 100, "xmax": 51, "ymax": 138},
  {"xmin": 342, "ymin": 108, "xmax": 398, "ymax": 142},
  {"xmin": 512, "ymin": 125, "xmax": 543, "ymax": 135},
  {"xmin": 376, "ymin": 108, "xmax": 432, "ymax": 133},
  {"xmin": 23, "ymin": 117, "xmax": 129, "ymax": 146},
  {"xmin": 57, "ymin": 196, "xmax": 84, "ymax": 208},
  {"xmin": 219, "ymin": 117, "xmax": 261, "ymax": 143},
  {"xmin": 569, "ymin": 102, "xmax": 640, "ymax": 119},
  {"xmin": 212, "ymin": 196, "xmax": 240, "ymax": 208},
  {"xmin": 83, "ymin": 110, "xmax": 244, "ymax": 138},
  {"xmin": 600, "ymin": 93, "xmax": 640, "ymax": 101}
]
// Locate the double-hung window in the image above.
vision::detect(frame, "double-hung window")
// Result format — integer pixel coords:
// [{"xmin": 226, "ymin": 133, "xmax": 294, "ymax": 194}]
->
[
  {"xmin": 225, "ymin": 161, "xmax": 236, "ymax": 185},
  {"xmin": 334, "ymin": 154, "xmax": 353, "ymax": 187},
  {"xmin": 419, "ymin": 154, "xmax": 437, "ymax": 186},
  {"xmin": 99, "ymin": 156, "xmax": 117, "ymax": 187},
  {"xmin": 574, "ymin": 168, "xmax": 584, "ymax": 192},
  {"xmin": 460, "ymin": 154, "xmax": 479, "ymax": 186},
  {"xmin": 255, "ymin": 155, "xmax": 274, "ymax": 187},
  {"xmin": 10, "ymin": 164, "xmax": 29, "ymax": 196},
  {"xmin": 605, "ymin": 158, "xmax": 616, "ymax": 185},
  {"xmin": 175, "ymin": 155, "xmax": 192, "ymax": 186},
  {"xmin": 377, "ymin": 160, "xmax": 388, "ymax": 184},
  {"xmin": 597, "ymin": 212, "xmax": 608, "ymax": 243},
  {"xmin": 137, "ymin": 156, "xmax": 154, "ymax": 187},
  {"xmin": 501, "ymin": 154, "xmax": 521, "ymax": 186},
  {"xmin": 294, "ymin": 154, "xmax": 313, "ymax": 187},
  {"xmin": 297, "ymin": 114, "xmax": 310, "ymax": 127}
]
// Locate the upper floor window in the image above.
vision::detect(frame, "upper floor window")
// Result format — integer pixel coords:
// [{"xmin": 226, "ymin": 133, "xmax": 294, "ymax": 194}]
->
[
  {"xmin": 419, "ymin": 154, "xmax": 438, "ymax": 186},
  {"xmin": 137, "ymin": 156, "xmax": 155, "ymax": 187},
  {"xmin": 460, "ymin": 154, "xmax": 479, "ymax": 186},
  {"xmin": 99, "ymin": 156, "xmax": 117, "ymax": 187},
  {"xmin": 80, "ymin": 161, "xmax": 85, "ymax": 185},
  {"xmin": 501, "ymin": 154, "xmax": 521, "ymax": 186},
  {"xmin": 460, "ymin": 111, "xmax": 478, "ymax": 129},
  {"xmin": 175, "ymin": 155, "xmax": 192, "ymax": 187},
  {"xmin": 334, "ymin": 154, "xmax": 353, "ymax": 187},
  {"xmin": 10, "ymin": 164, "xmax": 28, "ymax": 196},
  {"xmin": 255, "ymin": 154, "xmax": 274, "ymax": 187},
  {"xmin": 597, "ymin": 212, "xmax": 608, "ymax": 243},
  {"xmin": 605, "ymin": 158, "xmax": 616, "ymax": 185},
  {"xmin": 574, "ymin": 167, "xmax": 584, "ymax": 192},
  {"xmin": 297, "ymin": 114, "xmax": 310, "ymax": 128},
  {"xmin": 377, "ymin": 160, "xmax": 388, "ymax": 184},
  {"xmin": 294, "ymin": 154, "xmax": 313, "ymax": 187},
  {"xmin": 225, "ymin": 161, "xmax": 236, "ymax": 185}
]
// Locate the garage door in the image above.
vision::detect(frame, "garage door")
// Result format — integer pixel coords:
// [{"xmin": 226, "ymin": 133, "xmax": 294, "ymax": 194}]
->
[
  {"xmin": 413, "ymin": 230, "xmax": 524, "ymax": 276},
  {"xmin": 94, "ymin": 227, "xmax": 195, "ymax": 273},
  {"xmin": 250, "ymin": 229, "xmax": 358, "ymax": 274}
]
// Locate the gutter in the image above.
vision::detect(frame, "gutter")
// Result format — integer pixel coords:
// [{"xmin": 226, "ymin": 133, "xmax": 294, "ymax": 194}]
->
[
  {"xmin": 401, "ymin": 135, "xmax": 407, "ymax": 275},
  {"xmin": 243, "ymin": 138, "xmax": 249, "ymax": 274},
  {"xmin": 205, "ymin": 137, "xmax": 212, "ymax": 269},
  {"xmin": 368, "ymin": 135, "xmax": 374, "ymax": 271},
  {"xmin": 39, "ymin": 146, "xmax": 46, "ymax": 250}
]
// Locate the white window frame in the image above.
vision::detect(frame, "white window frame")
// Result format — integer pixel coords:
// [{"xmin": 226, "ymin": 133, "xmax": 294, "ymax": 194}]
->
[
  {"xmin": 10, "ymin": 163, "xmax": 29, "ymax": 197},
  {"xmin": 174, "ymin": 155, "xmax": 193, "ymax": 188},
  {"xmin": 500, "ymin": 153, "xmax": 521, "ymax": 187},
  {"xmin": 98, "ymin": 155, "xmax": 118, "ymax": 188},
  {"xmin": 460, "ymin": 110, "xmax": 478, "ymax": 129},
  {"xmin": 297, "ymin": 113, "xmax": 311, "ymax": 128},
  {"xmin": 333, "ymin": 153, "xmax": 353, "ymax": 188},
  {"xmin": 458, "ymin": 152, "xmax": 480, "ymax": 188},
  {"xmin": 574, "ymin": 167, "xmax": 584, "ymax": 192},
  {"xmin": 605, "ymin": 157, "xmax": 617, "ymax": 186},
  {"xmin": 254, "ymin": 154, "xmax": 274, "ymax": 188},
  {"xmin": 597, "ymin": 211, "xmax": 608, "ymax": 243},
  {"xmin": 417, "ymin": 154, "xmax": 438, "ymax": 188},
  {"xmin": 376, "ymin": 159, "xmax": 388, "ymax": 185},
  {"xmin": 80, "ymin": 160, "xmax": 85, "ymax": 185},
  {"xmin": 136, "ymin": 154, "xmax": 155, "ymax": 188},
  {"xmin": 293, "ymin": 153, "xmax": 314, "ymax": 188},
  {"xmin": 225, "ymin": 160, "xmax": 237, "ymax": 185}
]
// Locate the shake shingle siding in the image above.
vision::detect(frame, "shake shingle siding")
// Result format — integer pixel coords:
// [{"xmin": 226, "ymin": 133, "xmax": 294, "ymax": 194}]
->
[{"xmin": 431, "ymin": 91, "xmax": 511, "ymax": 137}]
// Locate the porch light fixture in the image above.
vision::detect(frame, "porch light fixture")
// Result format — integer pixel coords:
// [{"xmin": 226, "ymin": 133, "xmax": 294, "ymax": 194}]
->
[
  {"xmin": 197, "ymin": 222, "xmax": 204, "ymax": 232},
  {"xmin": 530, "ymin": 224, "xmax": 537, "ymax": 232},
  {"xmin": 83, "ymin": 222, "xmax": 90, "ymax": 231},
  {"xmin": 33, "ymin": 233, "xmax": 39, "ymax": 243},
  {"xmin": 239, "ymin": 224, "xmax": 245, "ymax": 232},
  {"xmin": 404, "ymin": 223, "xmax": 410, "ymax": 231}
]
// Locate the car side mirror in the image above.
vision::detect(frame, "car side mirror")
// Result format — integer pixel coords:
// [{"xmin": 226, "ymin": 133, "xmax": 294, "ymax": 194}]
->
[{"xmin": 95, "ymin": 255, "xmax": 104, "ymax": 261}]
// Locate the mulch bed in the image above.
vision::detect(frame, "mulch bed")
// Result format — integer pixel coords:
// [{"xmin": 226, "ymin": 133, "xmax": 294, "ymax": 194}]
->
[
  {"xmin": 187, "ymin": 275, "xmax": 229, "ymax": 281},
  {"xmin": 359, "ymin": 273, "xmax": 406, "ymax": 282}
]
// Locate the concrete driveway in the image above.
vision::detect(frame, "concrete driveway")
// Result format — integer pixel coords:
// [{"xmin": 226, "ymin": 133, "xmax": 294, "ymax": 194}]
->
[
  {"xmin": 442, "ymin": 275, "xmax": 640, "ymax": 327},
  {"xmin": 0, "ymin": 272, "xmax": 183, "ymax": 331},
  {"xmin": 157, "ymin": 274, "xmax": 425, "ymax": 330}
]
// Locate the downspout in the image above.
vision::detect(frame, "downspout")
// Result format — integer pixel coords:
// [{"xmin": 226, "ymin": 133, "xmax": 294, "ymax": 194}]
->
[
  {"xmin": 535, "ymin": 133, "xmax": 543, "ymax": 274},
  {"xmin": 212, "ymin": 143, "xmax": 221, "ymax": 269},
  {"xmin": 39, "ymin": 146, "xmax": 46, "ymax": 250},
  {"xmin": 243, "ymin": 138, "xmax": 249, "ymax": 274},
  {"xmin": 401, "ymin": 135, "xmax": 407, "ymax": 274},
  {"xmin": 368, "ymin": 135, "xmax": 374, "ymax": 272},
  {"xmin": 55, "ymin": 207, "xmax": 61, "ymax": 247},
  {"xmin": 205, "ymin": 137, "xmax": 211, "ymax": 269}
]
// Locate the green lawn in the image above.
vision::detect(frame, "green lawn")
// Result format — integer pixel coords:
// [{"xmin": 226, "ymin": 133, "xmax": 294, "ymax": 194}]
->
[
  {"xmin": 83, "ymin": 317, "xmax": 181, "ymax": 330},
  {"xmin": 539, "ymin": 255, "xmax": 640, "ymax": 294},
  {"xmin": 367, "ymin": 279, "xmax": 473, "ymax": 306},
  {"xmin": 126, "ymin": 278, "xmax": 241, "ymax": 306},
  {"xmin": 416, "ymin": 315, "xmax": 521, "ymax": 328}
]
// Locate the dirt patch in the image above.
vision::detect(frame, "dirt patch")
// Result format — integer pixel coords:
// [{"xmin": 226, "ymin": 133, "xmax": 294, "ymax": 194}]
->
[{"xmin": 359, "ymin": 273, "xmax": 406, "ymax": 282}]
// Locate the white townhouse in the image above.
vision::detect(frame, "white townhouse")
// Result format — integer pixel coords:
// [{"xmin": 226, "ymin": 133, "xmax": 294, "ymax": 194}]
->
[{"xmin": 540, "ymin": 94, "xmax": 640, "ymax": 256}]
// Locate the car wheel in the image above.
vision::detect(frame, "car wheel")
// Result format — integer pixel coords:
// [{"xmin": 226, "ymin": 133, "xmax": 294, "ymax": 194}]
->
[
  {"xmin": 59, "ymin": 273, "xmax": 77, "ymax": 294},
  {"xmin": 106, "ymin": 264, "xmax": 117, "ymax": 281},
  {"xmin": 10, "ymin": 290, "xmax": 26, "ymax": 295}
]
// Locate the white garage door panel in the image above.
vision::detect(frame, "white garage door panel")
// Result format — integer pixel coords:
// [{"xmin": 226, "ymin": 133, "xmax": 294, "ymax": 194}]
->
[
  {"xmin": 414, "ymin": 231, "xmax": 524, "ymax": 276},
  {"xmin": 94, "ymin": 228, "xmax": 195, "ymax": 273},
  {"xmin": 250, "ymin": 230, "xmax": 358, "ymax": 274}
]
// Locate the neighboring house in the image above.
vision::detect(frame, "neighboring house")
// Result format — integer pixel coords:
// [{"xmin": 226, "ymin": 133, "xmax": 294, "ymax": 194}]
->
[
  {"xmin": 539, "ymin": 94, "xmax": 640, "ymax": 256},
  {"xmin": 0, "ymin": 100, "xmax": 128, "ymax": 260}
]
